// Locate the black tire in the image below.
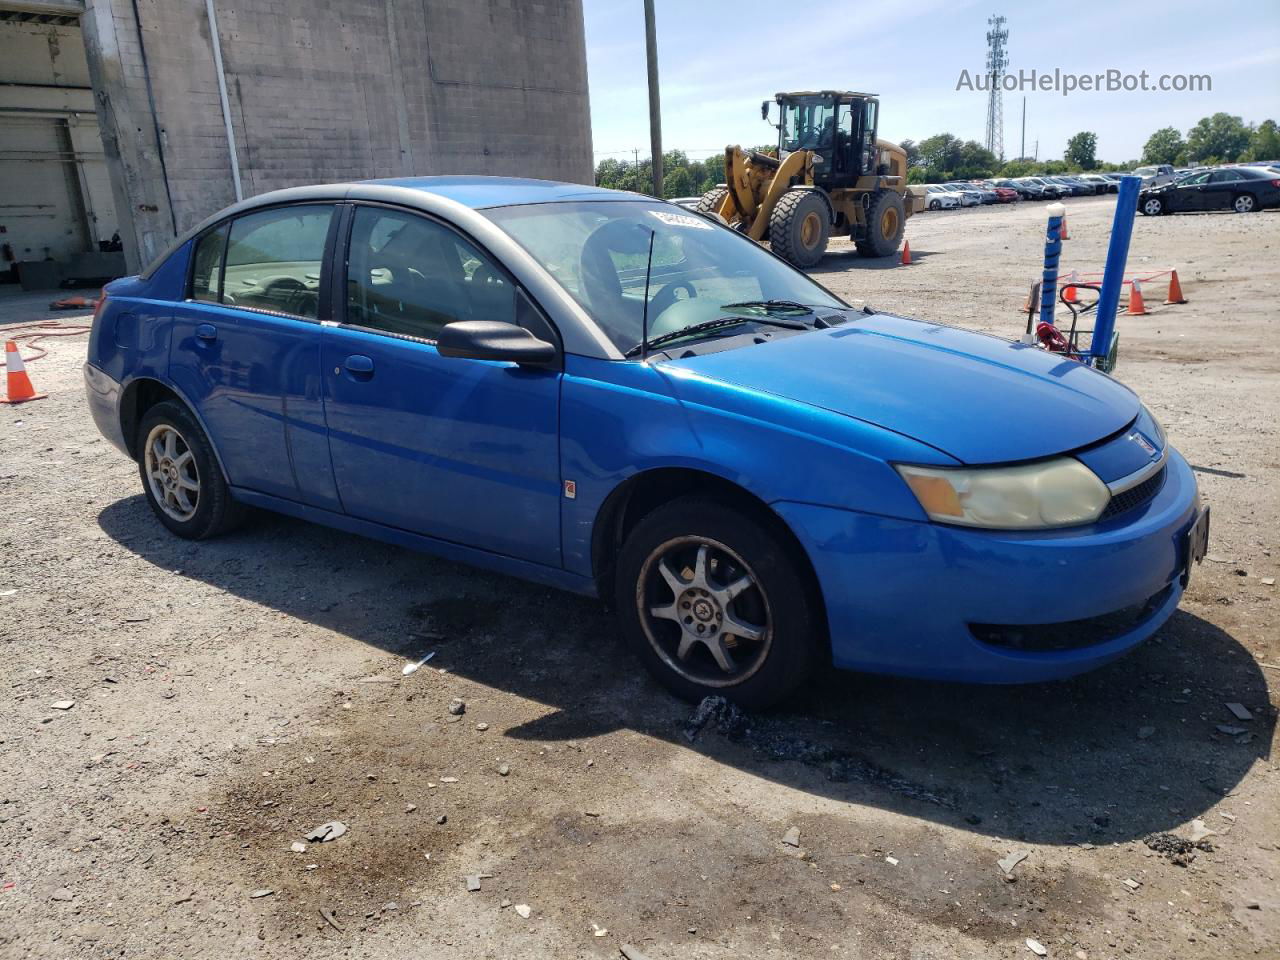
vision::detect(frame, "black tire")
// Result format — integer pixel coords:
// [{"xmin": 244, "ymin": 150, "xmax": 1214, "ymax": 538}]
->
[
  {"xmin": 1232, "ymin": 193, "xmax": 1256, "ymax": 214},
  {"xmin": 1140, "ymin": 196, "xmax": 1163, "ymax": 216},
  {"xmin": 928, "ymin": 199, "xmax": 941, "ymax": 211},
  {"xmin": 854, "ymin": 189, "xmax": 906, "ymax": 258},
  {"xmin": 614, "ymin": 497, "xmax": 820, "ymax": 710},
  {"xmin": 136, "ymin": 400, "xmax": 245, "ymax": 540},
  {"xmin": 768, "ymin": 189, "xmax": 830, "ymax": 268},
  {"xmin": 695, "ymin": 187, "xmax": 729, "ymax": 216}
]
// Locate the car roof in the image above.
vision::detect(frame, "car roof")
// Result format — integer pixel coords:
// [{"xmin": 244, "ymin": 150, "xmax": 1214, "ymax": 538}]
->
[{"xmin": 358, "ymin": 175, "xmax": 639, "ymax": 209}]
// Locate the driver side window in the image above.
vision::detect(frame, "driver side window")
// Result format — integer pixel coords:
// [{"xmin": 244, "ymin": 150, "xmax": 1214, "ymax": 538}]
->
[{"xmin": 345, "ymin": 207, "xmax": 514, "ymax": 341}]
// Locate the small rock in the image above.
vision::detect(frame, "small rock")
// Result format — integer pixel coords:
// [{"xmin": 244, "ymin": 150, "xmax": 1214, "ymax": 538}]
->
[
  {"xmin": 448, "ymin": 699, "xmax": 466, "ymax": 716},
  {"xmin": 1261, "ymin": 577, "xmax": 1275, "ymax": 587},
  {"xmin": 51, "ymin": 701, "xmax": 75, "ymax": 711},
  {"xmin": 998, "ymin": 849, "xmax": 1030, "ymax": 875},
  {"xmin": 592, "ymin": 923, "xmax": 608, "ymax": 937},
  {"xmin": 51, "ymin": 887, "xmax": 73, "ymax": 902},
  {"xmin": 441, "ymin": 777, "xmax": 459, "ymax": 784},
  {"xmin": 621, "ymin": 947, "xmax": 652, "ymax": 960},
  {"xmin": 1246, "ymin": 901, "xmax": 1261, "ymax": 910},
  {"xmin": 1217, "ymin": 724, "xmax": 1247, "ymax": 735},
  {"xmin": 1026, "ymin": 938, "xmax": 1048, "ymax": 956},
  {"xmin": 1205, "ymin": 554, "xmax": 1229, "ymax": 563},
  {"xmin": 250, "ymin": 889, "xmax": 274, "ymax": 899},
  {"xmin": 303, "ymin": 821, "xmax": 347, "ymax": 843},
  {"xmin": 514, "ymin": 903, "xmax": 531, "ymax": 919},
  {"xmin": 382, "ymin": 901, "xmax": 398, "ymax": 912},
  {"xmin": 1224, "ymin": 702, "xmax": 1253, "ymax": 722},
  {"xmin": 290, "ymin": 842, "xmax": 306, "ymax": 853},
  {"xmin": 1123, "ymin": 878, "xmax": 1141, "ymax": 890},
  {"xmin": 1137, "ymin": 726, "xmax": 1155, "ymax": 739},
  {"xmin": 436, "ymin": 814, "xmax": 447, "ymax": 825},
  {"xmin": 466, "ymin": 875, "xmax": 482, "ymax": 892},
  {"xmin": 782, "ymin": 826, "xmax": 801, "ymax": 847},
  {"xmin": 476, "ymin": 722, "xmax": 489, "ymax": 731},
  {"xmin": 405, "ymin": 804, "xmax": 417, "ymax": 813},
  {"xmin": 498, "ymin": 763, "xmax": 510, "ymax": 777},
  {"xmin": 885, "ymin": 856, "xmax": 899, "ymax": 866},
  {"xmin": 500, "ymin": 898, "xmax": 512, "ymax": 908},
  {"xmin": 1188, "ymin": 819, "xmax": 1215, "ymax": 843}
]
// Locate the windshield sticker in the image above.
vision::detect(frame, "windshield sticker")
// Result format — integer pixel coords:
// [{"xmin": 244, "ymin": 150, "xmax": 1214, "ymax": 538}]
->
[{"xmin": 647, "ymin": 209, "xmax": 713, "ymax": 230}]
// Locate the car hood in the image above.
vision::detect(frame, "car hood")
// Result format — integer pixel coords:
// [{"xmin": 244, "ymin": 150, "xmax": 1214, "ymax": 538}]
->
[{"xmin": 665, "ymin": 313, "xmax": 1140, "ymax": 464}]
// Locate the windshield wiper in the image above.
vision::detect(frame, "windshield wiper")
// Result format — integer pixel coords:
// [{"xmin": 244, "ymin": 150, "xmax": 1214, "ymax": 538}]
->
[
  {"xmin": 624, "ymin": 315, "xmax": 807, "ymax": 358},
  {"xmin": 721, "ymin": 299, "xmax": 821, "ymax": 313}
]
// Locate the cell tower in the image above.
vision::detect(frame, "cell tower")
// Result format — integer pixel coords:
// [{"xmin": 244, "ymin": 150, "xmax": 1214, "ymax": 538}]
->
[{"xmin": 985, "ymin": 15, "xmax": 1009, "ymax": 160}]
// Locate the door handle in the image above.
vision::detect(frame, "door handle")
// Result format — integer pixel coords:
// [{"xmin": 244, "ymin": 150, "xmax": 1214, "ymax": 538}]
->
[
  {"xmin": 195, "ymin": 323, "xmax": 218, "ymax": 342},
  {"xmin": 344, "ymin": 354, "xmax": 375, "ymax": 378}
]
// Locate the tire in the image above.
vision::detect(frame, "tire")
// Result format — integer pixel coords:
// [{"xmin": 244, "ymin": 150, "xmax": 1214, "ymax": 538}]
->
[
  {"xmin": 1140, "ymin": 196, "xmax": 1163, "ymax": 216},
  {"xmin": 695, "ymin": 187, "xmax": 729, "ymax": 216},
  {"xmin": 768, "ymin": 189, "xmax": 830, "ymax": 268},
  {"xmin": 928, "ymin": 199, "xmax": 941, "ymax": 211},
  {"xmin": 614, "ymin": 497, "xmax": 820, "ymax": 710},
  {"xmin": 136, "ymin": 400, "xmax": 245, "ymax": 540},
  {"xmin": 855, "ymin": 189, "xmax": 906, "ymax": 258},
  {"xmin": 1233, "ymin": 193, "xmax": 1256, "ymax": 213}
]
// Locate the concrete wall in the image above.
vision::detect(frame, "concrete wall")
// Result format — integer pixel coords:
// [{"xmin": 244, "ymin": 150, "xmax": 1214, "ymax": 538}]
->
[
  {"xmin": 81, "ymin": 0, "xmax": 594, "ymax": 272},
  {"xmin": 0, "ymin": 18, "xmax": 119, "ymax": 263}
]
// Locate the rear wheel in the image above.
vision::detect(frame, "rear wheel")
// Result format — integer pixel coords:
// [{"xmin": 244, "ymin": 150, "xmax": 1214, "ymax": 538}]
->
[
  {"xmin": 615, "ymin": 498, "xmax": 819, "ymax": 710},
  {"xmin": 137, "ymin": 400, "xmax": 244, "ymax": 540},
  {"xmin": 1140, "ymin": 196, "xmax": 1163, "ymax": 216},
  {"xmin": 768, "ymin": 189, "xmax": 830, "ymax": 268},
  {"xmin": 1233, "ymin": 193, "xmax": 1256, "ymax": 213},
  {"xmin": 695, "ymin": 187, "xmax": 729, "ymax": 218},
  {"xmin": 855, "ymin": 189, "xmax": 906, "ymax": 257}
]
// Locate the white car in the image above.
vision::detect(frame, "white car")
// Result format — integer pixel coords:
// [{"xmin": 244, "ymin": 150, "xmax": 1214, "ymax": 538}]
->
[
  {"xmin": 924, "ymin": 185, "xmax": 961, "ymax": 210},
  {"xmin": 937, "ymin": 183, "xmax": 981, "ymax": 207}
]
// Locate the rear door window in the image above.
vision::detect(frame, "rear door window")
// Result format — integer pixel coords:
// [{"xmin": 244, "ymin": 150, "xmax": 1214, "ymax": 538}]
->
[{"xmin": 190, "ymin": 224, "xmax": 228, "ymax": 304}]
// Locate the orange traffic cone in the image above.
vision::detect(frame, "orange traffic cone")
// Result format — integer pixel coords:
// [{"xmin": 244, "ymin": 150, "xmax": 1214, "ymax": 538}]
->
[
  {"xmin": 1127, "ymin": 279, "xmax": 1149, "ymax": 316},
  {"xmin": 1063, "ymin": 269, "xmax": 1079, "ymax": 303},
  {"xmin": 900, "ymin": 240, "xmax": 912, "ymax": 266},
  {"xmin": 1164, "ymin": 270, "xmax": 1187, "ymax": 304},
  {"xmin": 1, "ymin": 341, "xmax": 46, "ymax": 404},
  {"xmin": 1060, "ymin": 214, "xmax": 1069, "ymax": 240}
]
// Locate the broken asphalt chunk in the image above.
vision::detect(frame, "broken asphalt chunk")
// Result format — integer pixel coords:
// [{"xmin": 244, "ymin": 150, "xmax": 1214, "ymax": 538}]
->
[
  {"xmin": 303, "ymin": 821, "xmax": 348, "ymax": 843},
  {"xmin": 1224, "ymin": 702, "xmax": 1253, "ymax": 721},
  {"xmin": 997, "ymin": 849, "xmax": 1030, "ymax": 875},
  {"xmin": 1026, "ymin": 938, "xmax": 1048, "ymax": 956},
  {"xmin": 781, "ymin": 826, "xmax": 801, "ymax": 847}
]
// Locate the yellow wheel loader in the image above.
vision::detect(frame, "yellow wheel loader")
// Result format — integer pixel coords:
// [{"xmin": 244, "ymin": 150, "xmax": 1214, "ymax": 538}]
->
[{"xmin": 696, "ymin": 91, "xmax": 924, "ymax": 268}]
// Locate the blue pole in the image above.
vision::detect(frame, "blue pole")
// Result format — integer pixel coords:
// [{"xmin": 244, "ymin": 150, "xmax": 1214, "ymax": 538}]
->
[
  {"xmin": 1091, "ymin": 175, "xmax": 1142, "ymax": 364},
  {"xmin": 1038, "ymin": 202, "xmax": 1066, "ymax": 328}
]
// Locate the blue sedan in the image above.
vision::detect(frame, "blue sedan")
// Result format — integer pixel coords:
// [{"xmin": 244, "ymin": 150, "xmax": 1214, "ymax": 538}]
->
[{"xmin": 84, "ymin": 177, "xmax": 1208, "ymax": 708}]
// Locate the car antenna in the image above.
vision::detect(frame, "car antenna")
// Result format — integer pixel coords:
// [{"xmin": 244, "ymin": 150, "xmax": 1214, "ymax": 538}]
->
[{"xmin": 640, "ymin": 226, "xmax": 656, "ymax": 363}]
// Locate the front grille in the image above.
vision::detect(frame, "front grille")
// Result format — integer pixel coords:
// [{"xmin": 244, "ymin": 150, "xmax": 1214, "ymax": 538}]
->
[
  {"xmin": 969, "ymin": 584, "xmax": 1173, "ymax": 653},
  {"xmin": 1100, "ymin": 465, "xmax": 1167, "ymax": 521}
]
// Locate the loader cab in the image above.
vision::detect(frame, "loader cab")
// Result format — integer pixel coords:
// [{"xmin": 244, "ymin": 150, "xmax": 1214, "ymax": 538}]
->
[{"xmin": 770, "ymin": 91, "xmax": 880, "ymax": 188}]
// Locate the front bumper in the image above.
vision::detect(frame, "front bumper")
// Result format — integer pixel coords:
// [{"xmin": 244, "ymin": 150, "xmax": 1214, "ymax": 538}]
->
[
  {"xmin": 774, "ymin": 448, "xmax": 1200, "ymax": 684},
  {"xmin": 84, "ymin": 362, "xmax": 130, "ymax": 457}
]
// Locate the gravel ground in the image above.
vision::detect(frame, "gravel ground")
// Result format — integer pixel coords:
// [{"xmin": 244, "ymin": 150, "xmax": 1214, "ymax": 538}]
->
[{"xmin": 1, "ymin": 197, "xmax": 1276, "ymax": 960}]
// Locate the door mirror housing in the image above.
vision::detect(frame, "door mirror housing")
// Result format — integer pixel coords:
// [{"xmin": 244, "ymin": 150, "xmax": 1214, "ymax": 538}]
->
[{"xmin": 436, "ymin": 320, "xmax": 558, "ymax": 367}]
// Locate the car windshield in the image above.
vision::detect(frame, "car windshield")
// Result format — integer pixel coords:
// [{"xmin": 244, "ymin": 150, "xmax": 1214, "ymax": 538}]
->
[{"xmin": 483, "ymin": 200, "xmax": 845, "ymax": 354}]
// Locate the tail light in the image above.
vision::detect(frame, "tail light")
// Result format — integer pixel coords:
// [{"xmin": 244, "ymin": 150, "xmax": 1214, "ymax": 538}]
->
[{"xmin": 1271, "ymin": 179, "xmax": 1280, "ymax": 188}]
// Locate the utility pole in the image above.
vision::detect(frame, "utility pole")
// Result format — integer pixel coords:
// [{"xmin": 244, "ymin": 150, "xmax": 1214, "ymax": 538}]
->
[
  {"xmin": 633, "ymin": 148, "xmax": 640, "ymax": 192},
  {"xmin": 643, "ymin": 0, "xmax": 663, "ymax": 198},
  {"xmin": 1020, "ymin": 96, "xmax": 1026, "ymax": 160}
]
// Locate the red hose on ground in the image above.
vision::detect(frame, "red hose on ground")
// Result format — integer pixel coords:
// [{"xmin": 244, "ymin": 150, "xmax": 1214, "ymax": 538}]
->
[{"xmin": 0, "ymin": 320, "xmax": 94, "ymax": 366}]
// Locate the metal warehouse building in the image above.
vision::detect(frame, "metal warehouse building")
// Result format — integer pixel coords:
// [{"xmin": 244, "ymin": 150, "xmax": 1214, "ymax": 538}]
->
[{"xmin": 0, "ymin": 0, "xmax": 593, "ymax": 279}]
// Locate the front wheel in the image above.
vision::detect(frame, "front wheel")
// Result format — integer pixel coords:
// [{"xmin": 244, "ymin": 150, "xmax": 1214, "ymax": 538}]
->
[
  {"xmin": 928, "ymin": 199, "xmax": 941, "ymax": 211},
  {"xmin": 1140, "ymin": 196, "xmax": 1163, "ymax": 216},
  {"xmin": 768, "ymin": 189, "xmax": 830, "ymax": 268},
  {"xmin": 615, "ymin": 498, "xmax": 820, "ymax": 710},
  {"xmin": 137, "ymin": 400, "xmax": 244, "ymax": 539},
  {"xmin": 1233, "ymin": 193, "xmax": 1256, "ymax": 213}
]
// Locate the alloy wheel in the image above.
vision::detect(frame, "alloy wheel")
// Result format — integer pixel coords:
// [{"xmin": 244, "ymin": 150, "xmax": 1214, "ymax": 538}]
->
[
  {"xmin": 144, "ymin": 423, "xmax": 201, "ymax": 522},
  {"xmin": 636, "ymin": 536, "xmax": 772, "ymax": 687},
  {"xmin": 1234, "ymin": 195, "xmax": 1254, "ymax": 213}
]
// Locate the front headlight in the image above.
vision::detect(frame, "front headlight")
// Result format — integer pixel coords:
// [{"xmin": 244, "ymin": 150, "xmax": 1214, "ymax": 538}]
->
[{"xmin": 896, "ymin": 458, "xmax": 1111, "ymax": 530}]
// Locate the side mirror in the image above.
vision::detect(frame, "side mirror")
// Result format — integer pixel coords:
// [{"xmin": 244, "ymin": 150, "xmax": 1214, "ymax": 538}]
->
[
  {"xmin": 436, "ymin": 320, "xmax": 557, "ymax": 367},
  {"xmin": 761, "ymin": 100, "xmax": 770, "ymax": 122}
]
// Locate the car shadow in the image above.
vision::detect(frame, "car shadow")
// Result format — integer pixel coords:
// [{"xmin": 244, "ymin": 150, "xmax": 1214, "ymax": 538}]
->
[{"xmin": 97, "ymin": 494, "xmax": 1271, "ymax": 847}]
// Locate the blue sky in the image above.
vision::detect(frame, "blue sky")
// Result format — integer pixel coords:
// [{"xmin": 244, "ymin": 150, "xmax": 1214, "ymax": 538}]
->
[{"xmin": 583, "ymin": 0, "xmax": 1280, "ymax": 165}]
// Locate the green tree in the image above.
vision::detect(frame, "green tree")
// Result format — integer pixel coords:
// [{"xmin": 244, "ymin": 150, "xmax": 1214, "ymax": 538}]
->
[
  {"xmin": 955, "ymin": 140, "xmax": 998, "ymax": 178},
  {"xmin": 663, "ymin": 166, "xmax": 693, "ymax": 199},
  {"xmin": 917, "ymin": 133, "xmax": 963, "ymax": 176},
  {"xmin": 1186, "ymin": 112, "xmax": 1251, "ymax": 164},
  {"xmin": 1065, "ymin": 131, "xmax": 1098, "ymax": 170},
  {"xmin": 1247, "ymin": 119, "xmax": 1280, "ymax": 160},
  {"xmin": 1141, "ymin": 127, "xmax": 1185, "ymax": 165},
  {"xmin": 898, "ymin": 138, "xmax": 923, "ymax": 168}
]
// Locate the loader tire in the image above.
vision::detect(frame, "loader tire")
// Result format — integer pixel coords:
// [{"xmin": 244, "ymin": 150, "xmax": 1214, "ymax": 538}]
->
[
  {"xmin": 695, "ymin": 187, "xmax": 729, "ymax": 218},
  {"xmin": 855, "ymin": 189, "xmax": 906, "ymax": 258},
  {"xmin": 769, "ymin": 189, "xmax": 830, "ymax": 268}
]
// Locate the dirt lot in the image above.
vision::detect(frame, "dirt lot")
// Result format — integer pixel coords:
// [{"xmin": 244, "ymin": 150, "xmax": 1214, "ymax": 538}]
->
[{"xmin": 1, "ymin": 197, "xmax": 1277, "ymax": 960}]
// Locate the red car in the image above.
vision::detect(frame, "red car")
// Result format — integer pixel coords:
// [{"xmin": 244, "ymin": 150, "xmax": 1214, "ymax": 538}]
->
[{"xmin": 980, "ymin": 181, "xmax": 1020, "ymax": 203}]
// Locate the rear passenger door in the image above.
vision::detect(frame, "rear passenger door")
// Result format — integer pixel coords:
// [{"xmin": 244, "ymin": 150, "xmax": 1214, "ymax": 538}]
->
[
  {"xmin": 320, "ymin": 204, "xmax": 563, "ymax": 567},
  {"xmin": 1202, "ymin": 170, "xmax": 1240, "ymax": 211},
  {"xmin": 168, "ymin": 203, "xmax": 341, "ymax": 509}
]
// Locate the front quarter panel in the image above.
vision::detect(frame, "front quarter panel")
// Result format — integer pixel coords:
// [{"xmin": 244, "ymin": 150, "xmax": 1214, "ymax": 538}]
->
[{"xmin": 559, "ymin": 355, "xmax": 958, "ymax": 577}]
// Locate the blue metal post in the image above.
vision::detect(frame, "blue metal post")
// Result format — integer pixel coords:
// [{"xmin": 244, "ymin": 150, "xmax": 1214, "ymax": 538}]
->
[
  {"xmin": 1038, "ymin": 202, "xmax": 1066, "ymax": 328},
  {"xmin": 1091, "ymin": 175, "xmax": 1142, "ymax": 364}
]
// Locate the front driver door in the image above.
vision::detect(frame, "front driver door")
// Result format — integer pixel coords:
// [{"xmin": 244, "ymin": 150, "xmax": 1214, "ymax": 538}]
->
[{"xmin": 320, "ymin": 204, "xmax": 563, "ymax": 568}]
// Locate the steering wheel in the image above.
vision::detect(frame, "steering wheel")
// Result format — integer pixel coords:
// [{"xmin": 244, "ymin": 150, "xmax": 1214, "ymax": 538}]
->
[{"xmin": 648, "ymin": 280, "xmax": 697, "ymax": 320}]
